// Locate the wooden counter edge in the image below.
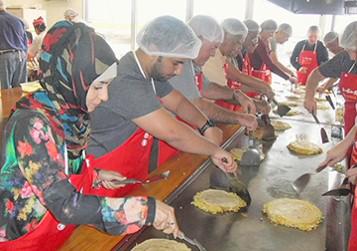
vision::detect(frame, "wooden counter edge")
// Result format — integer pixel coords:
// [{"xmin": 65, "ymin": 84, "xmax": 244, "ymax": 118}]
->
[{"xmin": 60, "ymin": 124, "xmax": 241, "ymax": 251}]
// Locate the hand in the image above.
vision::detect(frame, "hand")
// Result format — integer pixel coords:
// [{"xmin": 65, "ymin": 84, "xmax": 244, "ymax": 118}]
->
[
  {"xmin": 289, "ymin": 76, "xmax": 298, "ymax": 84},
  {"xmin": 316, "ymin": 85, "xmax": 326, "ymax": 94},
  {"xmin": 204, "ymin": 127, "xmax": 223, "ymax": 145},
  {"xmin": 318, "ymin": 143, "xmax": 349, "ymax": 168},
  {"xmin": 211, "ymin": 149, "xmax": 237, "ymax": 173},
  {"xmin": 347, "ymin": 167, "xmax": 357, "ymax": 185},
  {"xmin": 234, "ymin": 90, "xmax": 256, "ymax": 114},
  {"xmin": 298, "ymin": 67, "xmax": 308, "ymax": 74},
  {"xmin": 237, "ymin": 113, "xmax": 258, "ymax": 131},
  {"xmin": 153, "ymin": 200, "xmax": 182, "ymax": 238},
  {"xmin": 304, "ymin": 96, "xmax": 317, "ymax": 114},
  {"xmin": 263, "ymin": 85, "xmax": 275, "ymax": 100},
  {"xmin": 96, "ymin": 170, "xmax": 127, "ymax": 189},
  {"xmin": 254, "ymin": 99, "xmax": 271, "ymax": 115}
]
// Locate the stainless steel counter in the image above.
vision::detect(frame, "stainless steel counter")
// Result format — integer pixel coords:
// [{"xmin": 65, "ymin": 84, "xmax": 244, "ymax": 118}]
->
[{"xmin": 116, "ymin": 83, "xmax": 350, "ymax": 251}]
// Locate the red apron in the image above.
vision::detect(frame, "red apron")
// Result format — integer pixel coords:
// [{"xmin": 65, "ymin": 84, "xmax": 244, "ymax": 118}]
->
[
  {"xmin": 70, "ymin": 128, "xmax": 153, "ymax": 197},
  {"xmin": 215, "ymin": 63, "xmax": 242, "ymax": 111},
  {"xmin": 348, "ymin": 138, "xmax": 357, "ymax": 251},
  {"xmin": 296, "ymin": 43, "xmax": 318, "ymax": 85},
  {"xmin": 242, "ymin": 54, "xmax": 261, "ymax": 98},
  {"xmin": 251, "ymin": 63, "xmax": 272, "ymax": 85},
  {"xmin": 339, "ymin": 63, "xmax": 357, "ymax": 136},
  {"xmin": 0, "ymin": 212, "xmax": 76, "ymax": 251}
]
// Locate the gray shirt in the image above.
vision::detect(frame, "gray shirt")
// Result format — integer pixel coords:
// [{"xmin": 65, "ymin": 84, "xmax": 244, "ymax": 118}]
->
[
  {"xmin": 169, "ymin": 60, "xmax": 201, "ymax": 100},
  {"xmin": 319, "ymin": 50, "xmax": 357, "ymax": 78},
  {"xmin": 169, "ymin": 60, "xmax": 210, "ymax": 101},
  {"xmin": 88, "ymin": 52, "xmax": 173, "ymax": 157}
]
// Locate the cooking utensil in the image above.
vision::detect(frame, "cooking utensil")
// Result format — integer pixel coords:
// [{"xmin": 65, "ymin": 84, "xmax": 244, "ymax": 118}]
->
[
  {"xmin": 179, "ymin": 234, "xmax": 207, "ymax": 251},
  {"xmin": 311, "ymin": 112, "xmax": 329, "ymax": 144},
  {"xmin": 321, "ymin": 188, "xmax": 351, "ymax": 197},
  {"xmin": 110, "ymin": 170, "xmax": 171, "ymax": 186},
  {"xmin": 272, "ymin": 98, "xmax": 291, "ymax": 117},
  {"xmin": 240, "ymin": 130, "xmax": 261, "ymax": 168},
  {"xmin": 259, "ymin": 114, "xmax": 276, "ymax": 141},
  {"xmin": 291, "ymin": 163, "xmax": 329, "ymax": 194},
  {"xmin": 325, "ymin": 95, "xmax": 335, "ymax": 110}
]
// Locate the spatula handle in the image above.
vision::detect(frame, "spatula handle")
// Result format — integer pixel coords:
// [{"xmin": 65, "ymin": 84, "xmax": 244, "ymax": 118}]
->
[{"xmin": 315, "ymin": 164, "xmax": 328, "ymax": 173}]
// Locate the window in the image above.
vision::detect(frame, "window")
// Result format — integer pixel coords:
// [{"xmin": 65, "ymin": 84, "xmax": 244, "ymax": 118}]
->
[
  {"xmin": 334, "ymin": 14, "xmax": 357, "ymax": 34},
  {"xmin": 136, "ymin": 0, "xmax": 187, "ymax": 32},
  {"xmin": 193, "ymin": 0, "xmax": 246, "ymax": 22},
  {"xmin": 86, "ymin": 0, "xmax": 132, "ymax": 58},
  {"xmin": 253, "ymin": 0, "xmax": 321, "ymax": 67}
]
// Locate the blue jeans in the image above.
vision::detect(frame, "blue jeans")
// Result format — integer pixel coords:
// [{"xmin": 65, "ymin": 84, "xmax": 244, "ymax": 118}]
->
[{"xmin": 0, "ymin": 50, "xmax": 27, "ymax": 89}]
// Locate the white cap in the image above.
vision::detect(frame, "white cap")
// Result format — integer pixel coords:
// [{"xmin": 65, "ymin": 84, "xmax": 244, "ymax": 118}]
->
[
  {"xmin": 260, "ymin": 19, "xmax": 278, "ymax": 32},
  {"xmin": 136, "ymin": 16, "xmax": 201, "ymax": 59},
  {"xmin": 221, "ymin": 18, "xmax": 248, "ymax": 38},
  {"xmin": 188, "ymin": 15, "xmax": 223, "ymax": 44},
  {"xmin": 323, "ymin": 31, "xmax": 338, "ymax": 45},
  {"xmin": 64, "ymin": 9, "xmax": 79, "ymax": 19},
  {"xmin": 278, "ymin": 23, "xmax": 292, "ymax": 37},
  {"xmin": 341, "ymin": 21, "xmax": 357, "ymax": 50},
  {"xmin": 244, "ymin": 19, "xmax": 260, "ymax": 33}
]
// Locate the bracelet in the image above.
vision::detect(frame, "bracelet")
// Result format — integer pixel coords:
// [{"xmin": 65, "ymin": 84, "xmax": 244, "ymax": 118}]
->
[{"xmin": 198, "ymin": 120, "xmax": 215, "ymax": 135}]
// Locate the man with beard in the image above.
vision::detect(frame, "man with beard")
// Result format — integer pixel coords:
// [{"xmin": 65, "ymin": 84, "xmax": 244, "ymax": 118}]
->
[{"xmin": 88, "ymin": 16, "xmax": 237, "ymax": 197}]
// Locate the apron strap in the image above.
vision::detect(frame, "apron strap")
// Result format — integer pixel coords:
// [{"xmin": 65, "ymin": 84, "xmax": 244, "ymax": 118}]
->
[{"xmin": 347, "ymin": 61, "xmax": 357, "ymax": 74}]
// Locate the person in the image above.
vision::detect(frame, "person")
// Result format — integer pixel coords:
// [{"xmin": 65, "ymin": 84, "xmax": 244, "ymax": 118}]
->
[
  {"xmin": 0, "ymin": 0, "xmax": 27, "ymax": 89},
  {"xmin": 165, "ymin": 15, "xmax": 259, "ymax": 164},
  {"xmin": 28, "ymin": 16, "xmax": 46, "ymax": 61},
  {"xmin": 304, "ymin": 21, "xmax": 357, "ymax": 136},
  {"xmin": 23, "ymin": 20, "xmax": 33, "ymax": 48},
  {"xmin": 290, "ymin": 25, "xmax": 329, "ymax": 85},
  {"xmin": 64, "ymin": 9, "xmax": 79, "ymax": 22},
  {"xmin": 250, "ymin": 20, "xmax": 296, "ymax": 84},
  {"xmin": 316, "ymin": 24, "xmax": 357, "ymax": 251},
  {"xmin": 0, "ymin": 21, "xmax": 182, "ymax": 250},
  {"xmin": 316, "ymin": 31, "xmax": 343, "ymax": 94},
  {"xmin": 203, "ymin": 18, "xmax": 275, "ymax": 104},
  {"xmin": 270, "ymin": 23, "xmax": 295, "ymax": 78},
  {"xmin": 88, "ymin": 16, "xmax": 237, "ymax": 197},
  {"xmin": 324, "ymin": 31, "xmax": 344, "ymax": 55}
]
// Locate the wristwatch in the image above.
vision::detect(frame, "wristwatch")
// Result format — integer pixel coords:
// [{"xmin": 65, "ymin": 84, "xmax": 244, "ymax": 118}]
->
[{"xmin": 198, "ymin": 120, "xmax": 216, "ymax": 135}]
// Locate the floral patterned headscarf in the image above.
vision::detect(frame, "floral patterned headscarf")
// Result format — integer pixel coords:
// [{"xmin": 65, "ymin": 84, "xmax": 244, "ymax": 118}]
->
[{"xmin": 16, "ymin": 21, "xmax": 118, "ymax": 158}]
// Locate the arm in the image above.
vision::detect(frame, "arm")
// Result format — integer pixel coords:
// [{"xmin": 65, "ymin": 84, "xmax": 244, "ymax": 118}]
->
[
  {"xmin": 161, "ymin": 90, "xmax": 223, "ymax": 145},
  {"xmin": 192, "ymin": 98, "xmax": 258, "ymax": 130},
  {"xmin": 13, "ymin": 115, "xmax": 155, "ymax": 235},
  {"xmin": 225, "ymin": 62, "xmax": 274, "ymax": 99},
  {"xmin": 319, "ymin": 126, "xmax": 357, "ymax": 168},
  {"xmin": 132, "ymin": 108, "xmax": 236, "ymax": 172},
  {"xmin": 304, "ymin": 68, "xmax": 327, "ymax": 113},
  {"xmin": 270, "ymin": 51, "xmax": 295, "ymax": 76},
  {"xmin": 255, "ymin": 43, "xmax": 289, "ymax": 80},
  {"xmin": 290, "ymin": 42, "xmax": 302, "ymax": 70}
]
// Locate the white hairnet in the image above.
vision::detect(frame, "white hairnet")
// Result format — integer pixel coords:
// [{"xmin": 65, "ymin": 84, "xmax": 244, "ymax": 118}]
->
[
  {"xmin": 188, "ymin": 15, "xmax": 223, "ymax": 44},
  {"xmin": 221, "ymin": 18, "xmax": 248, "ymax": 38},
  {"xmin": 323, "ymin": 31, "xmax": 338, "ymax": 45},
  {"xmin": 260, "ymin": 19, "xmax": 277, "ymax": 32},
  {"xmin": 137, "ymin": 16, "xmax": 202, "ymax": 59},
  {"xmin": 340, "ymin": 21, "xmax": 357, "ymax": 50},
  {"xmin": 308, "ymin": 25, "xmax": 320, "ymax": 33},
  {"xmin": 244, "ymin": 19, "xmax": 260, "ymax": 33},
  {"xmin": 64, "ymin": 9, "xmax": 79, "ymax": 18},
  {"xmin": 278, "ymin": 23, "xmax": 292, "ymax": 36}
]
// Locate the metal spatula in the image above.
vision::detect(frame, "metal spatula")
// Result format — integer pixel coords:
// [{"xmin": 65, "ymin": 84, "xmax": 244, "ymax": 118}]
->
[
  {"xmin": 179, "ymin": 234, "xmax": 207, "ymax": 251},
  {"xmin": 240, "ymin": 130, "xmax": 261, "ymax": 168},
  {"xmin": 325, "ymin": 95, "xmax": 335, "ymax": 110},
  {"xmin": 291, "ymin": 163, "xmax": 328, "ymax": 194},
  {"xmin": 272, "ymin": 98, "xmax": 291, "ymax": 117},
  {"xmin": 311, "ymin": 112, "xmax": 329, "ymax": 144}
]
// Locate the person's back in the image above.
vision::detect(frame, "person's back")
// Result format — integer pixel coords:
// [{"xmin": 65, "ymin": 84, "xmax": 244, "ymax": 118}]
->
[{"xmin": 0, "ymin": 11, "xmax": 27, "ymax": 51}]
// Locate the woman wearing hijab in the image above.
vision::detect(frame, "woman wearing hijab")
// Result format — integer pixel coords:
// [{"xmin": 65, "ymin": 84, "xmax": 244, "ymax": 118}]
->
[{"xmin": 0, "ymin": 21, "xmax": 180, "ymax": 250}]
